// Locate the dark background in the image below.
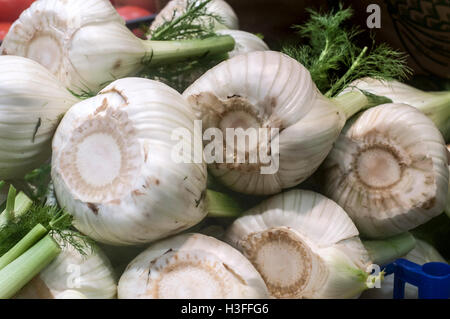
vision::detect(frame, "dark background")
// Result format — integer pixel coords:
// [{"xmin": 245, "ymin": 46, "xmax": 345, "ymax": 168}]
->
[{"xmin": 154, "ymin": 0, "xmax": 450, "ymax": 86}]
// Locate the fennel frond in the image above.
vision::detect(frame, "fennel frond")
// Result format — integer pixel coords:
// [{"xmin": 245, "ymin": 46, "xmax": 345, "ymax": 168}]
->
[
  {"xmin": 282, "ymin": 4, "xmax": 412, "ymax": 97},
  {"xmin": 141, "ymin": 0, "xmax": 229, "ymax": 91},
  {"xmin": 149, "ymin": 0, "xmax": 223, "ymax": 41},
  {"xmin": 67, "ymin": 88, "xmax": 96, "ymax": 100},
  {"xmin": 23, "ymin": 164, "xmax": 52, "ymax": 203},
  {"xmin": 0, "ymin": 203, "xmax": 93, "ymax": 257}
]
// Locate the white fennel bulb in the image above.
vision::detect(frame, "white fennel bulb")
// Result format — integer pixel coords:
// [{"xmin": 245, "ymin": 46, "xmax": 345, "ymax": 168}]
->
[
  {"xmin": 361, "ymin": 239, "xmax": 447, "ymax": 299},
  {"xmin": 118, "ymin": 233, "xmax": 269, "ymax": 299},
  {"xmin": 402, "ymin": 239, "xmax": 446, "ymax": 265},
  {"xmin": 216, "ymin": 30, "xmax": 269, "ymax": 57},
  {"xmin": 51, "ymin": 78, "xmax": 207, "ymax": 245},
  {"xmin": 0, "ymin": 0, "xmax": 234, "ymax": 94},
  {"xmin": 0, "ymin": 56, "xmax": 78, "ymax": 180},
  {"xmin": 183, "ymin": 51, "xmax": 379, "ymax": 195},
  {"xmin": 226, "ymin": 190, "xmax": 415, "ymax": 299},
  {"xmin": 150, "ymin": 0, "xmax": 239, "ymax": 32},
  {"xmin": 15, "ymin": 234, "xmax": 117, "ymax": 299},
  {"xmin": 56, "ymin": 290, "xmax": 88, "ymax": 299},
  {"xmin": 342, "ymin": 77, "xmax": 450, "ymax": 141},
  {"xmin": 319, "ymin": 103, "xmax": 449, "ymax": 238}
]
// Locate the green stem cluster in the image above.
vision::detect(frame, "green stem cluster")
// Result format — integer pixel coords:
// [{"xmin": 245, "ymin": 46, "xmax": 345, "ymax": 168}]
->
[
  {"xmin": 416, "ymin": 91, "xmax": 450, "ymax": 142},
  {"xmin": 206, "ymin": 189, "xmax": 243, "ymax": 218},
  {"xmin": 362, "ymin": 232, "xmax": 416, "ymax": 266},
  {"xmin": 143, "ymin": 36, "xmax": 235, "ymax": 67},
  {"xmin": 0, "ymin": 224, "xmax": 47, "ymax": 271},
  {"xmin": 332, "ymin": 90, "xmax": 392, "ymax": 120},
  {"xmin": 325, "ymin": 47, "xmax": 368, "ymax": 98},
  {"xmin": 0, "ymin": 235, "xmax": 60, "ymax": 299},
  {"xmin": 0, "ymin": 186, "xmax": 61, "ymax": 299},
  {"xmin": 0, "ymin": 188, "xmax": 33, "ymax": 228}
]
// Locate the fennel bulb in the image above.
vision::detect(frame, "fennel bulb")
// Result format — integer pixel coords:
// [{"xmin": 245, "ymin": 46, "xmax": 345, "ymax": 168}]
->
[
  {"xmin": 15, "ymin": 232, "xmax": 117, "ymax": 299},
  {"xmin": 216, "ymin": 30, "xmax": 269, "ymax": 58},
  {"xmin": 118, "ymin": 233, "xmax": 269, "ymax": 299},
  {"xmin": 0, "ymin": 188, "xmax": 98, "ymax": 299},
  {"xmin": 226, "ymin": 189, "xmax": 415, "ymax": 299},
  {"xmin": 183, "ymin": 51, "xmax": 382, "ymax": 195},
  {"xmin": 56, "ymin": 290, "xmax": 88, "ymax": 299},
  {"xmin": 319, "ymin": 103, "xmax": 449, "ymax": 238},
  {"xmin": 342, "ymin": 77, "xmax": 450, "ymax": 142},
  {"xmin": 0, "ymin": 0, "xmax": 235, "ymax": 95},
  {"xmin": 0, "ymin": 56, "xmax": 78, "ymax": 180},
  {"xmin": 149, "ymin": 0, "xmax": 239, "ymax": 33},
  {"xmin": 51, "ymin": 78, "xmax": 207, "ymax": 245},
  {"xmin": 361, "ymin": 239, "xmax": 447, "ymax": 299}
]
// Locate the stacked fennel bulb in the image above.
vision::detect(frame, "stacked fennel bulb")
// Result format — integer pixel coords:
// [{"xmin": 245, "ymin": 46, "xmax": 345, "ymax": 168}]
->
[
  {"xmin": 118, "ymin": 233, "xmax": 269, "ymax": 298},
  {"xmin": 47, "ymin": 51, "xmax": 449, "ymax": 298},
  {"xmin": 226, "ymin": 189, "xmax": 415, "ymax": 299},
  {"xmin": 0, "ymin": 0, "xmax": 235, "ymax": 95},
  {"xmin": 183, "ymin": 50, "xmax": 387, "ymax": 195},
  {"xmin": 318, "ymin": 103, "xmax": 449, "ymax": 238},
  {"xmin": 15, "ymin": 232, "xmax": 117, "ymax": 299},
  {"xmin": 51, "ymin": 78, "xmax": 207, "ymax": 246},
  {"xmin": 0, "ymin": 0, "xmax": 449, "ymax": 301},
  {"xmin": 0, "ymin": 56, "xmax": 79, "ymax": 180}
]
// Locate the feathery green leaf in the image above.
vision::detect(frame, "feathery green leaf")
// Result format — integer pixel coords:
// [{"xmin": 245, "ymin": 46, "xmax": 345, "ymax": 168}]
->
[
  {"xmin": 282, "ymin": 3, "xmax": 412, "ymax": 97},
  {"xmin": 23, "ymin": 164, "xmax": 52, "ymax": 204},
  {"xmin": 0, "ymin": 204, "xmax": 93, "ymax": 257},
  {"xmin": 149, "ymin": 0, "xmax": 222, "ymax": 41}
]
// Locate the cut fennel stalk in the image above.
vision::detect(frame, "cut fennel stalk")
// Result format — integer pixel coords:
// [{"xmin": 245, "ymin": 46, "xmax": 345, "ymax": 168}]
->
[
  {"xmin": 0, "ymin": 185, "xmax": 95, "ymax": 299},
  {"xmin": 0, "ymin": 235, "xmax": 61, "ymax": 299},
  {"xmin": 15, "ymin": 231, "xmax": 117, "ymax": 299},
  {"xmin": 0, "ymin": 187, "xmax": 33, "ymax": 230},
  {"xmin": 341, "ymin": 78, "xmax": 450, "ymax": 142},
  {"xmin": 0, "ymin": 224, "xmax": 47, "ymax": 271}
]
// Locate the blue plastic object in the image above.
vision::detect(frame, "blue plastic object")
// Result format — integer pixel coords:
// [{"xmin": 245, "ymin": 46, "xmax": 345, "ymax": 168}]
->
[{"xmin": 385, "ymin": 258, "xmax": 450, "ymax": 299}]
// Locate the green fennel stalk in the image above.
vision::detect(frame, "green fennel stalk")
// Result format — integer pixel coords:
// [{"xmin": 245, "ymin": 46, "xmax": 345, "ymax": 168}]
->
[
  {"xmin": 206, "ymin": 189, "xmax": 243, "ymax": 218},
  {"xmin": 0, "ymin": 185, "xmax": 92, "ymax": 258},
  {"xmin": 0, "ymin": 235, "xmax": 61, "ymax": 299},
  {"xmin": 0, "ymin": 188, "xmax": 33, "ymax": 228},
  {"xmin": 0, "ymin": 186, "xmax": 93, "ymax": 298},
  {"xmin": 332, "ymin": 90, "xmax": 392, "ymax": 120},
  {"xmin": 0, "ymin": 224, "xmax": 47, "ymax": 271},
  {"xmin": 362, "ymin": 232, "xmax": 416, "ymax": 266}
]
